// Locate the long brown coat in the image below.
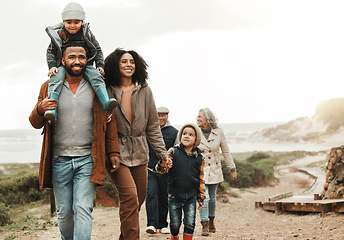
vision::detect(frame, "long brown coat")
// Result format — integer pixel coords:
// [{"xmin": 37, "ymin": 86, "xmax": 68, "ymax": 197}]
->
[{"xmin": 29, "ymin": 80, "xmax": 120, "ymax": 190}]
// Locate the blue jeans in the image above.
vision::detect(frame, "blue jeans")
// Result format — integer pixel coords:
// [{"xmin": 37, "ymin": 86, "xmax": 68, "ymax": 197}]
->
[
  {"xmin": 48, "ymin": 65, "xmax": 105, "ymax": 95},
  {"xmin": 168, "ymin": 194, "xmax": 196, "ymax": 236},
  {"xmin": 199, "ymin": 184, "xmax": 218, "ymax": 222},
  {"xmin": 146, "ymin": 170, "xmax": 168, "ymax": 229},
  {"xmin": 52, "ymin": 155, "xmax": 97, "ymax": 240}
]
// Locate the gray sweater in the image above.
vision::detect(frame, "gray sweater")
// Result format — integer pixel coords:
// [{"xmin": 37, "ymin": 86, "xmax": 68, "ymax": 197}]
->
[{"xmin": 53, "ymin": 79, "xmax": 94, "ymax": 156}]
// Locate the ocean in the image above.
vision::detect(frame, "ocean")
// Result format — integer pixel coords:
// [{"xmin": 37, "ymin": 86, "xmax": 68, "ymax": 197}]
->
[{"xmin": 0, "ymin": 122, "xmax": 335, "ymax": 164}]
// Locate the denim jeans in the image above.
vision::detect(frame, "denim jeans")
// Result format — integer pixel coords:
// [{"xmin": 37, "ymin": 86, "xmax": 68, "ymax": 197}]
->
[
  {"xmin": 168, "ymin": 194, "xmax": 196, "ymax": 236},
  {"xmin": 48, "ymin": 65, "xmax": 105, "ymax": 95},
  {"xmin": 199, "ymin": 183, "xmax": 218, "ymax": 222},
  {"xmin": 146, "ymin": 170, "xmax": 168, "ymax": 229},
  {"xmin": 52, "ymin": 154, "xmax": 97, "ymax": 240}
]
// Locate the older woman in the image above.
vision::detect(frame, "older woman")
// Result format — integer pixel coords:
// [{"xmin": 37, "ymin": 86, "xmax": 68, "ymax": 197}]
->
[
  {"xmin": 197, "ymin": 108, "xmax": 237, "ymax": 236},
  {"xmin": 104, "ymin": 48, "xmax": 168, "ymax": 240}
]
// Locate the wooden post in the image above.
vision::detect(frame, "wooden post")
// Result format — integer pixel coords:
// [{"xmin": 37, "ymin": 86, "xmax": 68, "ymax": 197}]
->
[
  {"xmin": 275, "ymin": 202, "xmax": 283, "ymax": 215},
  {"xmin": 321, "ymin": 203, "xmax": 331, "ymax": 217},
  {"xmin": 50, "ymin": 189, "xmax": 56, "ymax": 217}
]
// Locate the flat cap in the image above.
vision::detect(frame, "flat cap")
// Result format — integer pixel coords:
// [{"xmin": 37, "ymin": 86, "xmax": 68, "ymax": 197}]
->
[{"xmin": 157, "ymin": 106, "xmax": 169, "ymax": 114}]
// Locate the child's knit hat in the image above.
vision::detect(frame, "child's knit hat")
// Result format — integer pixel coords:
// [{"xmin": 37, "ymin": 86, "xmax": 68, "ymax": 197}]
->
[
  {"xmin": 62, "ymin": 2, "xmax": 85, "ymax": 21},
  {"xmin": 178, "ymin": 123, "xmax": 202, "ymax": 148}
]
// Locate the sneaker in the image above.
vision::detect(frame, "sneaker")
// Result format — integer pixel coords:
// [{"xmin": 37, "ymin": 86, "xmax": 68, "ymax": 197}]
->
[
  {"xmin": 160, "ymin": 227, "xmax": 170, "ymax": 234},
  {"xmin": 146, "ymin": 226, "xmax": 157, "ymax": 234}
]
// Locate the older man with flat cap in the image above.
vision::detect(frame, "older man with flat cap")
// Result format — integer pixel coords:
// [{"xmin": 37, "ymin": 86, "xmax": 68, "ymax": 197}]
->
[{"xmin": 145, "ymin": 107, "xmax": 179, "ymax": 235}]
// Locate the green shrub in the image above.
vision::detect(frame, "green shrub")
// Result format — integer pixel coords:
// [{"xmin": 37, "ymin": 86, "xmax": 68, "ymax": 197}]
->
[
  {"xmin": 0, "ymin": 203, "xmax": 11, "ymax": 226},
  {"xmin": 0, "ymin": 173, "xmax": 50, "ymax": 206},
  {"xmin": 247, "ymin": 152, "xmax": 270, "ymax": 162},
  {"xmin": 220, "ymin": 152, "xmax": 276, "ymax": 189}
]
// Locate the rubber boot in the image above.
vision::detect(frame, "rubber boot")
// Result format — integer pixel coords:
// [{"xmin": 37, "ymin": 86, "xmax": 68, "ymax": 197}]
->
[
  {"xmin": 44, "ymin": 92, "xmax": 59, "ymax": 121},
  {"xmin": 183, "ymin": 233, "xmax": 193, "ymax": 240},
  {"xmin": 209, "ymin": 216, "xmax": 216, "ymax": 233},
  {"xmin": 171, "ymin": 235, "xmax": 179, "ymax": 240},
  {"xmin": 95, "ymin": 86, "xmax": 118, "ymax": 113},
  {"xmin": 201, "ymin": 221, "xmax": 209, "ymax": 236}
]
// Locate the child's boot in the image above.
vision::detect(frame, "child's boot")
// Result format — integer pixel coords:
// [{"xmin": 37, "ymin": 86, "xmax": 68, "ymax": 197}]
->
[
  {"xmin": 209, "ymin": 216, "xmax": 216, "ymax": 233},
  {"xmin": 171, "ymin": 235, "xmax": 179, "ymax": 240},
  {"xmin": 95, "ymin": 86, "xmax": 118, "ymax": 113},
  {"xmin": 44, "ymin": 92, "xmax": 59, "ymax": 121},
  {"xmin": 183, "ymin": 233, "xmax": 193, "ymax": 240},
  {"xmin": 201, "ymin": 221, "xmax": 209, "ymax": 236}
]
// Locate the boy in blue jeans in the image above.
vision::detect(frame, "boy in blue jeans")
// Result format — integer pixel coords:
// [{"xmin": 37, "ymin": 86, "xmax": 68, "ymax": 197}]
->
[
  {"xmin": 157, "ymin": 123, "xmax": 205, "ymax": 240},
  {"xmin": 45, "ymin": 2, "xmax": 117, "ymax": 120}
]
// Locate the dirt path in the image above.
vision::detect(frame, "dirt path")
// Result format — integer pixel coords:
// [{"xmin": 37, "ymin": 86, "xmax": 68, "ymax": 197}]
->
[{"xmin": 3, "ymin": 154, "xmax": 344, "ymax": 240}]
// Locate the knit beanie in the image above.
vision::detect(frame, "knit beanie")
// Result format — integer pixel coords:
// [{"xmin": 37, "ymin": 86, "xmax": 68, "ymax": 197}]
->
[
  {"xmin": 178, "ymin": 123, "xmax": 202, "ymax": 148},
  {"xmin": 61, "ymin": 2, "xmax": 85, "ymax": 21}
]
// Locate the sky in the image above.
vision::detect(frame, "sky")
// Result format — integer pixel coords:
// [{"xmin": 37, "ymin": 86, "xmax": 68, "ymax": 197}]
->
[{"xmin": 1, "ymin": 0, "xmax": 344, "ymax": 129}]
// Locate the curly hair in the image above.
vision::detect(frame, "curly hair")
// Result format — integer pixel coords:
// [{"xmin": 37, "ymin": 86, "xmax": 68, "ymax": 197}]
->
[
  {"xmin": 104, "ymin": 48, "xmax": 149, "ymax": 87},
  {"xmin": 199, "ymin": 108, "xmax": 218, "ymax": 129}
]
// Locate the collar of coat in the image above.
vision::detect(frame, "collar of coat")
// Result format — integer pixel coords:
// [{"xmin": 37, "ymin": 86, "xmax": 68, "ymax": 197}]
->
[{"xmin": 176, "ymin": 143, "xmax": 202, "ymax": 158}]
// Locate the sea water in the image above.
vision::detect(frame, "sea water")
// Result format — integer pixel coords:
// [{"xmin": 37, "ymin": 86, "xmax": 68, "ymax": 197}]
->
[{"xmin": 0, "ymin": 123, "xmax": 335, "ymax": 164}]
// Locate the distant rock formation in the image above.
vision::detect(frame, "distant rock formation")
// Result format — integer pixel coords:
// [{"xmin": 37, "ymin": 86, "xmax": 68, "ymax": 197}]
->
[
  {"xmin": 322, "ymin": 146, "xmax": 344, "ymax": 199},
  {"xmin": 252, "ymin": 98, "xmax": 344, "ymax": 143}
]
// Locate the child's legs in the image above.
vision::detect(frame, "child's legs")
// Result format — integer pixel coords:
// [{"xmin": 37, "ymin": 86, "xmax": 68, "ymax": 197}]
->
[
  {"xmin": 48, "ymin": 66, "xmax": 65, "ymax": 95},
  {"xmin": 168, "ymin": 194, "xmax": 183, "ymax": 237},
  {"xmin": 183, "ymin": 197, "xmax": 196, "ymax": 235},
  {"xmin": 84, "ymin": 65, "xmax": 105, "ymax": 92}
]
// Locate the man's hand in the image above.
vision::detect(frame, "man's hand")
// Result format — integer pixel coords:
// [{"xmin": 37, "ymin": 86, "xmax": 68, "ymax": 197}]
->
[
  {"xmin": 109, "ymin": 155, "xmax": 120, "ymax": 172},
  {"xmin": 197, "ymin": 201, "xmax": 204, "ymax": 210},
  {"xmin": 41, "ymin": 93, "xmax": 58, "ymax": 112},
  {"xmin": 230, "ymin": 171, "xmax": 237, "ymax": 181},
  {"xmin": 97, "ymin": 67, "xmax": 105, "ymax": 76},
  {"xmin": 48, "ymin": 67, "xmax": 58, "ymax": 77}
]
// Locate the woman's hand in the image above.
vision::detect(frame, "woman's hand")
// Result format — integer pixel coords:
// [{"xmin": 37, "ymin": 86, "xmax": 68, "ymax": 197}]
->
[
  {"xmin": 197, "ymin": 201, "xmax": 204, "ymax": 210},
  {"xmin": 230, "ymin": 171, "xmax": 237, "ymax": 181},
  {"xmin": 97, "ymin": 67, "xmax": 105, "ymax": 76},
  {"xmin": 110, "ymin": 155, "xmax": 120, "ymax": 172},
  {"xmin": 106, "ymin": 113, "xmax": 113, "ymax": 123}
]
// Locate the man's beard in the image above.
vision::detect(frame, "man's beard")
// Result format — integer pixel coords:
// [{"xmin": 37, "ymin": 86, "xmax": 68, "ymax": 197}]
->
[{"xmin": 65, "ymin": 64, "xmax": 86, "ymax": 77}]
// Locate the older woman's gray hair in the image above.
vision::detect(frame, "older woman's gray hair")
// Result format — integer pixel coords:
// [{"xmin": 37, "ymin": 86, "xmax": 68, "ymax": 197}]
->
[{"xmin": 199, "ymin": 108, "xmax": 218, "ymax": 129}]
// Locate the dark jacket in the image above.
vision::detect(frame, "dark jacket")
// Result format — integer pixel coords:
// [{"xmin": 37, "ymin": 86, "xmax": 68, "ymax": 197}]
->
[
  {"xmin": 29, "ymin": 80, "xmax": 120, "ymax": 190},
  {"xmin": 147, "ymin": 122, "xmax": 178, "ymax": 170},
  {"xmin": 45, "ymin": 22, "xmax": 104, "ymax": 69},
  {"xmin": 158, "ymin": 144, "xmax": 205, "ymax": 204}
]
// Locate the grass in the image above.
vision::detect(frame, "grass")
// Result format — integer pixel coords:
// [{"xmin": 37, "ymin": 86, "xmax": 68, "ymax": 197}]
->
[{"xmin": 0, "ymin": 201, "xmax": 57, "ymax": 238}]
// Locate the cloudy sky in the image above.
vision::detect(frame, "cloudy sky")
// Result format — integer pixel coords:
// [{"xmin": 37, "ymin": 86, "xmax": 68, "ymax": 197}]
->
[{"xmin": 1, "ymin": 0, "xmax": 344, "ymax": 129}]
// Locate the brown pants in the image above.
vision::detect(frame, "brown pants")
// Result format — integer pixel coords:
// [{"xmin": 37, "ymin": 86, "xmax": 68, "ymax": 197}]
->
[{"xmin": 106, "ymin": 163, "xmax": 148, "ymax": 240}]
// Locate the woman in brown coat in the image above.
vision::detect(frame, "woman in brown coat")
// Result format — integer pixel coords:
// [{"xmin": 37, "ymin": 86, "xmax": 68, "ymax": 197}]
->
[
  {"xmin": 197, "ymin": 108, "xmax": 237, "ymax": 236},
  {"xmin": 104, "ymin": 48, "xmax": 168, "ymax": 240}
]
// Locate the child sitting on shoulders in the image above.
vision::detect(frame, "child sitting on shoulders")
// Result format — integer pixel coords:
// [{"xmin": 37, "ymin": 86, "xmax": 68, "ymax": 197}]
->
[
  {"xmin": 45, "ymin": 2, "xmax": 117, "ymax": 120},
  {"xmin": 157, "ymin": 123, "xmax": 205, "ymax": 240}
]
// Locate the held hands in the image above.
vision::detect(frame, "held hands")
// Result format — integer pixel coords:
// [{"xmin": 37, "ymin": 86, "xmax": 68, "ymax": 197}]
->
[
  {"xmin": 42, "ymin": 93, "xmax": 57, "ymax": 112},
  {"xmin": 160, "ymin": 157, "xmax": 172, "ymax": 169},
  {"xmin": 97, "ymin": 67, "xmax": 105, "ymax": 76},
  {"xmin": 109, "ymin": 155, "xmax": 120, "ymax": 172},
  {"xmin": 197, "ymin": 201, "xmax": 204, "ymax": 210},
  {"xmin": 48, "ymin": 67, "xmax": 58, "ymax": 77}
]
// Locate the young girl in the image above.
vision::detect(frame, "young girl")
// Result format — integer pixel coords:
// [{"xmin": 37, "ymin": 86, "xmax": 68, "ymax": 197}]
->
[
  {"xmin": 45, "ymin": 2, "xmax": 117, "ymax": 120},
  {"xmin": 157, "ymin": 123, "xmax": 205, "ymax": 240}
]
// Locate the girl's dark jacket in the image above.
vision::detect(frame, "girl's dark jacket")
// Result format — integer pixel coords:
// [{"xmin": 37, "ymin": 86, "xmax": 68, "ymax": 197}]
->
[
  {"xmin": 45, "ymin": 22, "xmax": 104, "ymax": 70},
  {"xmin": 157, "ymin": 144, "xmax": 205, "ymax": 204}
]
